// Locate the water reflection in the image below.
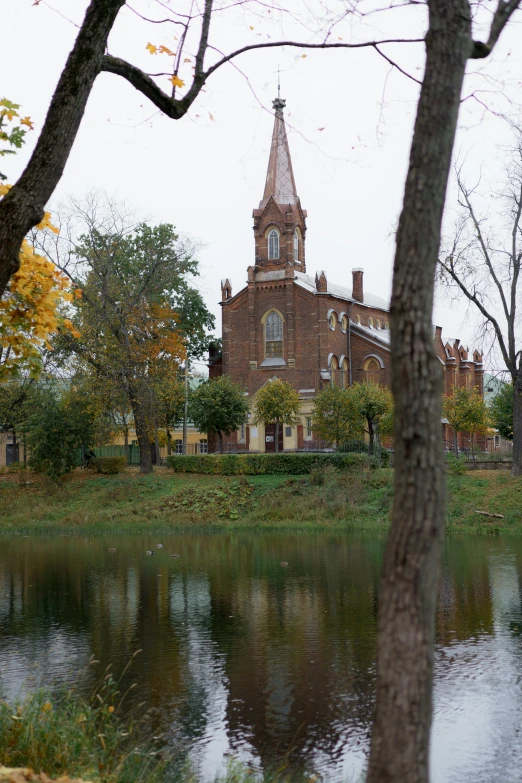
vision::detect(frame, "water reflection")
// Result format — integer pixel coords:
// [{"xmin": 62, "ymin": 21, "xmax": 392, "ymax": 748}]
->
[{"xmin": 0, "ymin": 533, "xmax": 521, "ymax": 781}]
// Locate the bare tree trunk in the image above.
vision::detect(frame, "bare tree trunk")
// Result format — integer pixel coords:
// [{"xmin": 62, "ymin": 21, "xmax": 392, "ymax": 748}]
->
[
  {"xmin": 167, "ymin": 428, "xmax": 172, "ymax": 456},
  {"xmin": 0, "ymin": 0, "xmax": 125, "ymax": 297},
  {"xmin": 367, "ymin": 3, "xmax": 471, "ymax": 781},
  {"xmin": 217, "ymin": 430, "xmax": 224, "ymax": 454},
  {"xmin": 453, "ymin": 429, "xmax": 458, "ymax": 456},
  {"xmin": 275, "ymin": 420, "xmax": 280, "ymax": 453},
  {"xmin": 154, "ymin": 426, "xmax": 161, "ymax": 466},
  {"xmin": 128, "ymin": 384, "xmax": 152, "ymax": 474},
  {"xmin": 368, "ymin": 418, "xmax": 374, "ymax": 456},
  {"xmin": 513, "ymin": 374, "xmax": 522, "ymax": 476}
]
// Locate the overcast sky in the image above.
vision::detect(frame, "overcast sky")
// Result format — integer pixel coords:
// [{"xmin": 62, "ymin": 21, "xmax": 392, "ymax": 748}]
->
[{"xmin": 2, "ymin": 0, "xmax": 522, "ymax": 371}]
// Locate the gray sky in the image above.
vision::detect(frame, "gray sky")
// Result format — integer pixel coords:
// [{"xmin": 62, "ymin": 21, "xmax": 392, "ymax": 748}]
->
[{"xmin": 2, "ymin": 0, "xmax": 522, "ymax": 369}]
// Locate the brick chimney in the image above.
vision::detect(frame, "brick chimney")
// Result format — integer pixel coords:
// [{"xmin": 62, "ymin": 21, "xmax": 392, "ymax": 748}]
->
[
  {"xmin": 352, "ymin": 268, "xmax": 364, "ymax": 302},
  {"xmin": 315, "ymin": 270, "xmax": 327, "ymax": 293}
]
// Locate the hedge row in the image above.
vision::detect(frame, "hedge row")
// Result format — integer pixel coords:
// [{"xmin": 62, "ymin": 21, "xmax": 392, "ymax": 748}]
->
[
  {"xmin": 166, "ymin": 452, "xmax": 371, "ymax": 475},
  {"xmin": 89, "ymin": 456, "xmax": 127, "ymax": 474}
]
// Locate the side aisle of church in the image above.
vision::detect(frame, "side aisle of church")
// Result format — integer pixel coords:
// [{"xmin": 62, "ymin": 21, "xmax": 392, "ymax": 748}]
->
[{"xmin": 209, "ymin": 96, "xmax": 484, "ymax": 454}]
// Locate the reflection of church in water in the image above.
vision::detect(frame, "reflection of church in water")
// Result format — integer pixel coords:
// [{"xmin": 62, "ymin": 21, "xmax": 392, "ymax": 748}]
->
[{"xmin": 209, "ymin": 95, "xmax": 484, "ymax": 452}]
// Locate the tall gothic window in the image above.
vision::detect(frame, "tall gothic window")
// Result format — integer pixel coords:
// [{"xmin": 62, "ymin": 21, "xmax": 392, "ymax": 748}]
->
[
  {"xmin": 294, "ymin": 230, "xmax": 299, "ymax": 261},
  {"xmin": 265, "ymin": 311, "xmax": 283, "ymax": 358},
  {"xmin": 268, "ymin": 229, "xmax": 280, "ymax": 260}
]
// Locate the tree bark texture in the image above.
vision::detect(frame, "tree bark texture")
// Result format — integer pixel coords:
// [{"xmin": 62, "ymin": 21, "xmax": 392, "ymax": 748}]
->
[
  {"xmin": 217, "ymin": 430, "xmax": 224, "ymax": 454},
  {"xmin": 513, "ymin": 374, "xmax": 522, "ymax": 476},
  {"xmin": 0, "ymin": 0, "xmax": 125, "ymax": 297},
  {"xmin": 367, "ymin": 3, "xmax": 472, "ymax": 782},
  {"xmin": 127, "ymin": 384, "xmax": 152, "ymax": 474}
]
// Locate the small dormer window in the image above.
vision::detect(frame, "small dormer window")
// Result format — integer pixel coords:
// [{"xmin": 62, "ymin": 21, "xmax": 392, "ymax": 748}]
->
[
  {"xmin": 268, "ymin": 229, "xmax": 280, "ymax": 260},
  {"xmin": 294, "ymin": 230, "xmax": 299, "ymax": 261}
]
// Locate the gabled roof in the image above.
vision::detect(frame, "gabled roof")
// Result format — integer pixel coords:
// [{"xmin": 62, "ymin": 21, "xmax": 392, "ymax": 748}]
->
[
  {"xmin": 294, "ymin": 271, "xmax": 389, "ymax": 310},
  {"xmin": 259, "ymin": 97, "xmax": 298, "ymax": 209}
]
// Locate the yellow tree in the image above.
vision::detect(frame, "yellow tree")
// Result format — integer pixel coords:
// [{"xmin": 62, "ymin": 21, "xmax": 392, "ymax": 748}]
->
[
  {"xmin": 1, "ymin": 101, "xmax": 80, "ymax": 379},
  {"xmin": 0, "ymin": 185, "xmax": 79, "ymax": 379}
]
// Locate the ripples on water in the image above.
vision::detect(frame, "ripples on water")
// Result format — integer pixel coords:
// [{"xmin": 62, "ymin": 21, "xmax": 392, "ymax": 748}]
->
[{"xmin": 1, "ymin": 533, "xmax": 521, "ymax": 781}]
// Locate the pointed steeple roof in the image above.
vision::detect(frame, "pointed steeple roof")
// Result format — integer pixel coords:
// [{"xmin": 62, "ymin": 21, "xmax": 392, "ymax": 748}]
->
[{"xmin": 260, "ymin": 97, "xmax": 298, "ymax": 208}]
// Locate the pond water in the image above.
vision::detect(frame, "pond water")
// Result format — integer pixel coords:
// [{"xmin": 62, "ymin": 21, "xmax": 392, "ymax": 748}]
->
[{"xmin": 1, "ymin": 531, "xmax": 522, "ymax": 781}]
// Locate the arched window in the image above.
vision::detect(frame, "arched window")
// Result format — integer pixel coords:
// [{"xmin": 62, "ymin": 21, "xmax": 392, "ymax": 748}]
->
[
  {"xmin": 384, "ymin": 320, "xmax": 389, "ymax": 330},
  {"xmin": 375, "ymin": 319, "xmax": 381, "ymax": 329},
  {"xmin": 364, "ymin": 357, "xmax": 380, "ymax": 384},
  {"xmin": 265, "ymin": 311, "xmax": 283, "ymax": 358},
  {"xmin": 294, "ymin": 230, "xmax": 299, "ymax": 261},
  {"xmin": 341, "ymin": 314, "xmax": 349, "ymax": 333},
  {"xmin": 268, "ymin": 229, "xmax": 280, "ymax": 260},
  {"xmin": 329, "ymin": 355, "xmax": 339, "ymax": 385},
  {"xmin": 329, "ymin": 312, "xmax": 336, "ymax": 331},
  {"xmin": 356, "ymin": 314, "xmax": 361, "ymax": 325},
  {"xmin": 368, "ymin": 317, "xmax": 373, "ymax": 328}
]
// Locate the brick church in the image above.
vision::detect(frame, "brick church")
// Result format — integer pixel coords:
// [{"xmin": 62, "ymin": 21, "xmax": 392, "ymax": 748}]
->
[{"xmin": 209, "ymin": 96, "xmax": 484, "ymax": 452}]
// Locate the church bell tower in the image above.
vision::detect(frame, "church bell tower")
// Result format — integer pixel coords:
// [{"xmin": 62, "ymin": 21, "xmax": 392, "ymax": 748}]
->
[{"xmin": 252, "ymin": 97, "xmax": 307, "ymax": 273}]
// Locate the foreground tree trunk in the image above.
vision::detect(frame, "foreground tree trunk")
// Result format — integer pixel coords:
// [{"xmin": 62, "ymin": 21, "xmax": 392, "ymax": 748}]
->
[
  {"xmin": 513, "ymin": 375, "xmax": 522, "ymax": 476},
  {"xmin": 0, "ymin": 0, "xmax": 125, "ymax": 295},
  {"xmin": 217, "ymin": 430, "xmax": 224, "ymax": 454},
  {"xmin": 367, "ymin": 3, "xmax": 471, "ymax": 781},
  {"xmin": 275, "ymin": 420, "xmax": 280, "ymax": 453}
]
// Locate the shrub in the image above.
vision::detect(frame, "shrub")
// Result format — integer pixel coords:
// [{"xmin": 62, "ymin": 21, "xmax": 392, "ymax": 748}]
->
[
  {"xmin": 167, "ymin": 452, "xmax": 370, "ymax": 475},
  {"xmin": 89, "ymin": 456, "xmax": 127, "ymax": 474},
  {"xmin": 446, "ymin": 453, "xmax": 467, "ymax": 475}
]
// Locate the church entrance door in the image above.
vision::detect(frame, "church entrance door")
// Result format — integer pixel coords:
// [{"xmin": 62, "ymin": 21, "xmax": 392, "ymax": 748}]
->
[{"xmin": 264, "ymin": 424, "xmax": 283, "ymax": 453}]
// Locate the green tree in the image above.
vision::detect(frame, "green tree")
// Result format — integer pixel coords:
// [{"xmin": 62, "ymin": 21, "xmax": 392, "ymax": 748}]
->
[
  {"xmin": 312, "ymin": 385, "xmax": 362, "ymax": 447},
  {"xmin": 189, "ymin": 376, "xmax": 249, "ymax": 454},
  {"xmin": 443, "ymin": 386, "xmax": 490, "ymax": 456},
  {"xmin": 348, "ymin": 382, "xmax": 393, "ymax": 456},
  {"xmin": 490, "ymin": 382, "xmax": 514, "ymax": 441},
  {"xmin": 41, "ymin": 196, "xmax": 215, "ymax": 474},
  {"xmin": 0, "ymin": 377, "xmax": 37, "ymax": 464},
  {"xmin": 252, "ymin": 379, "xmax": 301, "ymax": 453},
  {"xmin": 27, "ymin": 384, "xmax": 94, "ymax": 479}
]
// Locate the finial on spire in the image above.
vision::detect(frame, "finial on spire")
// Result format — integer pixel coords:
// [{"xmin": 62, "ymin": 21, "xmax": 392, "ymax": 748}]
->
[{"xmin": 272, "ymin": 96, "xmax": 286, "ymax": 118}]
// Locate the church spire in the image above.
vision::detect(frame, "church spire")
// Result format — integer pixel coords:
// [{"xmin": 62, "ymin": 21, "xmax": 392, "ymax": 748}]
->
[{"xmin": 260, "ymin": 97, "xmax": 298, "ymax": 208}]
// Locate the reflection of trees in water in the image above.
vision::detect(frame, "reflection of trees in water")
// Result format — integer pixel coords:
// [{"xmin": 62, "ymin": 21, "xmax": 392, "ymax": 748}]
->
[
  {"xmin": 437, "ymin": 538, "xmax": 494, "ymax": 646},
  {"xmin": 0, "ymin": 533, "xmax": 502, "ymax": 777}
]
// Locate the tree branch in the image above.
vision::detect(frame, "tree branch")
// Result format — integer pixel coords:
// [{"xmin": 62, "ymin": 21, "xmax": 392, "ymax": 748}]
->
[
  {"xmin": 101, "ymin": 37, "xmax": 424, "ymax": 118},
  {"xmin": 471, "ymin": 0, "xmax": 521, "ymax": 59}
]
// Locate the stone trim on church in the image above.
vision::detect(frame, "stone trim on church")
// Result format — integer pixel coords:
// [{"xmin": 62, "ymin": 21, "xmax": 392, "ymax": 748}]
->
[{"xmin": 209, "ymin": 96, "xmax": 483, "ymax": 453}]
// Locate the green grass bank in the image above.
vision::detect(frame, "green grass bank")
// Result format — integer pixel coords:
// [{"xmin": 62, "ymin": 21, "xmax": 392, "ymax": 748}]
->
[{"xmin": 0, "ymin": 465, "xmax": 520, "ymax": 535}]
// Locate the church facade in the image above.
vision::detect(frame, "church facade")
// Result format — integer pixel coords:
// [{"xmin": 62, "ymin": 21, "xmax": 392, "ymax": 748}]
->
[{"xmin": 209, "ymin": 97, "xmax": 484, "ymax": 453}]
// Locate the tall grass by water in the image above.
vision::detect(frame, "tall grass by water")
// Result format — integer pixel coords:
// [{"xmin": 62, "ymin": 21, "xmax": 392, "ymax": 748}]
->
[{"xmin": 0, "ymin": 655, "xmax": 165, "ymax": 783}]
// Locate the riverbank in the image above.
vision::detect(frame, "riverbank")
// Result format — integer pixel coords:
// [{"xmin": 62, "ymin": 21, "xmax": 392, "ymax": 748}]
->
[{"xmin": 0, "ymin": 466, "xmax": 520, "ymax": 534}]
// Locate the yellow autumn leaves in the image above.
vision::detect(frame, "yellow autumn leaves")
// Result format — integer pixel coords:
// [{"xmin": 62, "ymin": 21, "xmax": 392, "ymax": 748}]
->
[
  {"xmin": 145, "ymin": 43, "xmax": 185, "ymax": 89},
  {"xmin": 0, "ymin": 183, "xmax": 81, "ymax": 379}
]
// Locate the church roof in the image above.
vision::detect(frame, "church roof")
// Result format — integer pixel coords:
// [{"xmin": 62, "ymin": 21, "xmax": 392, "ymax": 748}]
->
[
  {"xmin": 294, "ymin": 271, "xmax": 390, "ymax": 310},
  {"xmin": 259, "ymin": 97, "xmax": 298, "ymax": 208}
]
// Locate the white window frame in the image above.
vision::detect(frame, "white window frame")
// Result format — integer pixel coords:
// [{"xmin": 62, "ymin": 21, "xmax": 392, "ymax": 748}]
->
[
  {"xmin": 293, "ymin": 230, "xmax": 299, "ymax": 261},
  {"xmin": 265, "ymin": 310, "xmax": 284, "ymax": 358},
  {"xmin": 174, "ymin": 439, "xmax": 183, "ymax": 455},
  {"xmin": 199, "ymin": 439, "xmax": 208, "ymax": 454},
  {"xmin": 268, "ymin": 229, "xmax": 280, "ymax": 260}
]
